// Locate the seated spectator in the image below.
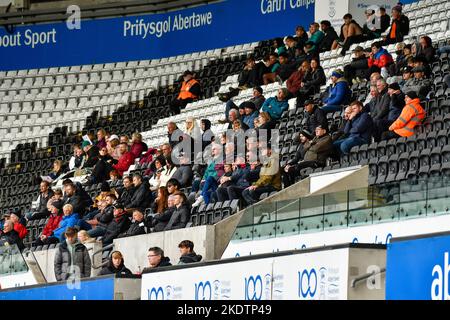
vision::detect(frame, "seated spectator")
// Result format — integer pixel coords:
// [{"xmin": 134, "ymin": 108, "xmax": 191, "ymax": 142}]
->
[
  {"xmin": 383, "ymin": 4, "xmax": 409, "ymax": 45},
  {"xmin": 216, "ymin": 157, "xmax": 249, "ymax": 202},
  {"xmin": 367, "ymin": 41, "xmax": 394, "ymax": 79},
  {"xmin": 399, "ymin": 66, "xmax": 413, "ymax": 90},
  {"xmin": 227, "ymin": 56, "xmax": 265, "ymax": 95},
  {"xmin": 106, "ymin": 135, "xmax": 120, "ymax": 160},
  {"xmin": 152, "ymin": 195, "xmax": 176, "ymax": 232},
  {"xmin": 125, "ymin": 173, "xmax": 152, "ymax": 214},
  {"xmin": 184, "ymin": 116, "xmax": 202, "ymax": 144},
  {"xmin": 242, "ymin": 145, "xmax": 281, "ymax": 206},
  {"xmin": 48, "ymin": 159, "xmax": 64, "ymax": 181},
  {"xmin": 281, "ymin": 130, "xmax": 313, "ymax": 187},
  {"xmin": 54, "ymin": 227, "xmax": 91, "ymax": 282},
  {"xmin": 0, "ymin": 220, "xmax": 24, "ymax": 251},
  {"xmin": 159, "ymin": 157, "xmax": 177, "ymax": 188},
  {"xmin": 139, "ymin": 147, "xmax": 158, "ymax": 167},
  {"xmin": 294, "ymin": 26, "xmax": 309, "ymax": 48},
  {"xmin": 285, "ymin": 36, "xmax": 299, "ymax": 62},
  {"xmin": 130, "ymin": 133, "xmax": 148, "ymax": 159},
  {"xmin": 333, "ymin": 101, "xmax": 373, "ymax": 155},
  {"xmin": 287, "ymin": 60, "xmax": 309, "ymax": 97},
  {"xmin": 117, "ymin": 209, "xmax": 146, "ymax": 238},
  {"xmin": 255, "ymin": 112, "xmax": 276, "ymax": 141},
  {"xmin": 84, "ymin": 194, "xmax": 115, "ymax": 237},
  {"xmin": 221, "ymin": 87, "xmax": 266, "ymax": 123},
  {"xmin": 263, "ymin": 52, "xmax": 295, "ymax": 85},
  {"xmin": 86, "ymin": 181, "xmax": 114, "ymax": 218},
  {"xmin": 374, "ymin": 82, "xmax": 405, "ymax": 141},
  {"xmin": 385, "ymin": 91, "xmax": 425, "ymax": 139},
  {"xmin": 51, "ymin": 204, "xmax": 80, "ymax": 242},
  {"xmin": 344, "ymin": 46, "xmax": 369, "ymax": 83},
  {"xmin": 149, "ymin": 158, "xmax": 164, "ymax": 192},
  {"xmin": 9, "ymin": 212, "xmax": 27, "ymax": 240},
  {"xmin": 166, "ymin": 179, "xmax": 181, "ymax": 195},
  {"xmin": 99, "ymin": 251, "xmax": 132, "ymax": 276},
  {"xmin": 116, "ymin": 176, "xmax": 135, "ymax": 207},
  {"xmin": 332, "ymin": 106, "xmax": 353, "ymax": 142},
  {"xmin": 272, "ymin": 37, "xmax": 286, "ymax": 55},
  {"xmin": 167, "ymin": 122, "xmax": 184, "ymax": 149},
  {"xmin": 26, "ymin": 180, "xmax": 54, "ymax": 221},
  {"xmin": 393, "ymin": 43, "xmax": 412, "ymax": 76},
  {"xmin": 261, "ymin": 53, "xmax": 281, "ymax": 83},
  {"xmin": 201, "ymin": 119, "xmax": 215, "ymax": 151},
  {"xmin": 164, "ymin": 192, "xmax": 190, "ymax": 231},
  {"xmin": 152, "ymin": 187, "xmax": 169, "ymax": 214},
  {"xmin": 120, "ymin": 135, "xmax": 130, "ymax": 145},
  {"xmin": 242, "ymin": 102, "xmax": 259, "ymax": 129},
  {"xmin": 33, "ymin": 203, "xmax": 63, "ymax": 246},
  {"xmin": 363, "ymin": 85, "xmax": 379, "ymax": 111},
  {"xmin": 178, "ymin": 240, "xmax": 202, "ymax": 264},
  {"xmin": 171, "ymin": 154, "xmax": 193, "ymax": 188},
  {"xmin": 306, "ymin": 22, "xmax": 324, "ymax": 55},
  {"xmin": 77, "ymin": 230, "xmax": 97, "ymax": 245},
  {"xmin": 296, "ymin": 58, "xmax": 326, "ymax": 106},
  {"xmin": 371, "ymin": 79, "xmax": 391, "ymax": 141},
  {"xmin": 170, "ymin": 70, "xmax": 201, "ymax": 115},
  {"xmin": 283, "ymin": 126, "xmax": 333, "ymax": 187},
  {"xmin": 319, "ymin": 20, "xmax": 339, "ymax": 53},
  {"xmin": 142, "ymin": 247, "xmax": 172, "ymax": 273},
  {"xmin": 69, "ymin": 144, "xmax": 86, "ymax": 170},
  {"xmin": 82, "ymin": 140, "xmax": 100, "ymax": 168},
  {"xmin": 260, "ymin": 88, "xmax": 289, "ymax": 120},
  {"xmin": 90, "ymin": 146, "xmax": 114, "ymax": 184},
  {"xmin": 96, "ymin": 129, "xmax": 107, "ymax": 150},
  {"xmin": 101, "ymin": 204, "xmax": 131, "ymax": 245},
  {"xmin": 402, "ymin": 66, "xmax": 432, "ymax": 100},
  {"xmin": 321, "ymin": 69, "xmax": 352, "ymax": 113},
  {"xmin": 109, "ymin": 170, "xmax": 120, "ymax": 181},
  {"xmin": 62, "ymin": 183, "xmax": 85, "ymax": 217},
  {"xmin": 303, "ymin": 100, "xmax": 328, "ymax": 134},
  {"xmin": 335, "ymin": 13, "xmax": 364, "ymax": 55},
  {"xmin": 112, "ymin": 143, "xmax": 135, "ymax": 178}
]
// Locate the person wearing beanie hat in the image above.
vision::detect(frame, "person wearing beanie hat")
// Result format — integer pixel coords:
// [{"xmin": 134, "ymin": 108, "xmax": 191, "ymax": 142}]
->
[
  {"xmin": 321, "ymin": 69, "xmax": 351, "ymax": 113},
  {"xmin": 385, "ymin": 91, "xmax": 425, "ymax": 139},
  {"xmin": 383, "ymin": 3, "xmax": 409, "ymax": 45},
  {"xmin": 242, "ymin": 101, "xmax": 259, "ymax": 129},
  {"xmin": 402, "ymin": 64, "xmax": 432, "ymax": 100}
]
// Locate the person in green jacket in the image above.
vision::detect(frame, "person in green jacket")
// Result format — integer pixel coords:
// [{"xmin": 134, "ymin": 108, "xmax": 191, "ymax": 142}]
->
[{"xmin": 306, "ymin": 22, "xmax": 325, "ymax": 54}]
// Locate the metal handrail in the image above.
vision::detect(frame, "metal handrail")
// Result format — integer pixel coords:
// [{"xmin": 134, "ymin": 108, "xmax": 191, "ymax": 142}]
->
[
  {"xmin": 91, "ymin": 243, "xmax": 114, "ymax": 269},
  {"xmin": 351, "ymin": 267, "xmax": 386, "ymax": 288}
]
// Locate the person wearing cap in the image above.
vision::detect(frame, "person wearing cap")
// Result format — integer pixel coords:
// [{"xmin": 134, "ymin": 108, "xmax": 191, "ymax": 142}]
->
[
  {"xmin": 170, "ymin": 70, "xmax": 201, "ymax": 115},
  {"xmin": 402, "ymin": 65, "xmax": 432, "ymax": 100},
  {"xmin": 343, "ymin": 46, "xmax": 369, "ymax": 83},
  {"xmin": 33, "ymin": 202, "xmax": 63, "ymax": 246},
  {"xmin": 242, "ymin": 101, "xmax": 259, "ymax": 129},
  {"xmin": 366, "ymin": 41, "xmax": 394, "ymax": 80},
  {"xmin": 260, "ymin": 88, "xmax": 289, "ymax": 120},
  {"xmin": 333, "ymin": 100, "xmax": 373, "ymax": 155},
  {"xmin": 399, "ymin": 66, "xmax": 414, "ymax": 89},
  {"xmin": 101, "ymin": 203, "xmax": 132, "ymax": 246},
  {"xmin": 282, "ymin": 130, "xmax": 313, "ymax": 187},
  {"xmin": 383, "ymin": 4, "xmax": 409, "ymax": 45},
  {"xmin": 386, "ymin": 91, "xmax": 425, "ymax": 139},
  {"xmin": 283, "ymin": 125, "xmax": 333, "ymax": 187},
  {"xmin": 319, "ymin": 20, "xmax": 339, "ymax": 53},
  {"xmin": 335, "ymin": 13, "xmax": 364, "ymax": 56},
  {"xmin": 303, "ymin": 100, "xmax": 327, "ymax": 134},
  {"xmin": 321, "ymin": 69, "xmax": 351, "ymax": 113}
]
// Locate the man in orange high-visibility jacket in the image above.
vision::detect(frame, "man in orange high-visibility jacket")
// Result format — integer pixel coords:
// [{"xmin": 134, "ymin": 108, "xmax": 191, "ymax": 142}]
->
[
  {"xmin": 386, "ymin": 91, "xmax": 425, "ymax": 139},
  {"xmin": 170, "ymin": 70, "xmax": 201, "ymax": 115}
]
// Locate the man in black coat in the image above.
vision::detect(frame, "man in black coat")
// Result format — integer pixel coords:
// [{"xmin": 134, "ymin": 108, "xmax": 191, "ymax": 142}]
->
[
  {"xmin": 62, "ymin": 182, "xmax": 85, "ymax": 217},
  {"xmin": 117, "ymin": 209, "xmax": 146, "ymax": 238},
  {"xmin": 142, "ymin": 247, "xmax": 172, "ymax": 273},
  {"xmin": 303, "ymin": 100, "xmax": 328, "ymax": 134},
  {"xmin": 178, "ymin": 240, "xmax": 202, "ymax": 265},
  {"xmin": 125, "ymin": 174, "xmax": 152, "ymax": 214},
  {"xmin": 0, "ymin": 220, "xmax": 24, "ymax": 251},
  {"xmin": 26, "ymin": 180, "xmax": 54, "ymax": 221},
  {"xmin": 371, "ymin": 79, "xmax": 391, "ymax": 141},
  {"xmin": 101, "ymin": 204, "xmax": 131, "ymax": 245},
  {"xmin": 319, "ymin": 20, "xmax": 339, "ymax": 53},
  {"xmin": 343, "ymin": 46, "xmax": 369, "ymax": 82},
  {"xmin": 164, "ymin": 192, "xmax": 190, "ymax": 231}
]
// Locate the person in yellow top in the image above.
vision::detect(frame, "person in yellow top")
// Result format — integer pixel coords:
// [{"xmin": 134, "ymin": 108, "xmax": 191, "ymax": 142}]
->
[
  {"xmin": 385, "ymin": 91, "xmax": 425, "ymax": 139},
  {"xmin": 170, "ymin": 70, "xmax": 201, "ymax": 115}
]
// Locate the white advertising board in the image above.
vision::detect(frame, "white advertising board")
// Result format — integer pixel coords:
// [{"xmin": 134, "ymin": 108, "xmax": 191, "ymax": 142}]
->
[
  {"xmin": 0, "ymin": 271, "xmax": 37, "ymax": 290},
  {"xmin": 223, "ymin": 214, "xmax": 450, "ymax": 258}
]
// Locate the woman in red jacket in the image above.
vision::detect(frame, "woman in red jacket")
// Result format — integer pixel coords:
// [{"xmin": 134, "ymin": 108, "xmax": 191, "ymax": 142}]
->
[{"xmin": 33, "ymin": 203, "xmax": 63, "ymax": 246}]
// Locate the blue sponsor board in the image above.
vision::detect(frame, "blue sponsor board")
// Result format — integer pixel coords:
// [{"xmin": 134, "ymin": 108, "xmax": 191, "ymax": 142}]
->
[
  {"xmin": 0, "ymin": 0, "xmax": 315, "ymax": 71},
  {"xmin": 386, "ymin": 233, "xmax": 450, "ymax": 300},
  {"xmin": 0, "ymin": 277, "xmax": 115, "ymax": 300}
]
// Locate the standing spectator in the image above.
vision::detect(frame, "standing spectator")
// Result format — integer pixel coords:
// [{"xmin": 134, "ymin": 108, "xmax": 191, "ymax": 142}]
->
[
  {"xmin": 164, "ymin": 192, "xmax": 190, "ymax": 231},
  {"xmin": 54, "ymin": 227, "xmax": 91, "ymax": 282},
  {"xmin": 130, "ymin": 133, "xmax": 148, "ymax": 159},
  {"xmin": 26, "ymin": 180, "xmax": 54, "ymax": 221},
  {"xmin": 0, "ymin": 220, "xmax": 24, "ymax": 251},
  {"xmin": 281, "ymin": 130, "xmax": 313, "ymax": 187},
  {"xmin": 385, "ymin": 91, "xmax": 425, "ymax": 139},
  {"xmin": 333, "ymin": 101, "xmax": 373, "ymax": 155},
  {"xmin": 260, "ymin": 88, "xmax": 289, "ymax": 120},
  {"xmin": 96, "ymin": 129, "xmax": 107, "ymax": 150},
  {"xmin": 306, "ymin": 22, "xmax": 324, "ymax": 55},
  {"xmin": 99, "ymin": 251, "xmax": 132, "ymax": 276},
  {"xmin": 178, "ymin": 240, "xmax": 202, "ymax": 264},
  {"xmin": 319, "ymin": 20, "xmax": 339, "ymax": 53},
  {"xmin": 101, "ymin": 204, "xmax": 131, "ymax": 245},
  {"xmin": 170, "ymin": 70, "xmax": 201, "ymax": 115},
  {"xmin": 69, "ymin": 144, "xmax": 86, "ymax": 170},
  {"xmin": 383, "ymin": 5, "xmax": 409, "ymax": 45},
  {"xmin": 242, "ymin": 145, "xmax": 281, "ymax": 206},
  {"xmin": 303, "ymin": 100, "xmax": 328, "ymax": 134},
  {"xmin": 33, "ymin": 203, "xmax": 63, "ymax": 246},
  {"xmin": 142, "ymin": 247, "xmax": 172, "ymax": 273},
  {"xmin": 367, "ymin": 41, "xmax": 394, "ymax": 79},
  {"xmin": 336, "ymin": 13, "xmax": 364, "ymax": 55},
  {"xmin": 378, "ymin": 7, "xmax": 391, "ymax": 35},
  {"xmin": 344, "ymin": 46, "xmax": 369, "ymax": 83},
  {"xmin": 117, "ymin": 210, "xmax": 146, "ymax": 238},
  {"xmin": 112, "ymin": 143, "xmax": 135, "ymax": 178},
  {"xmin": 321, "ymin": 69, "xmax": 352, "ymax": 113}
]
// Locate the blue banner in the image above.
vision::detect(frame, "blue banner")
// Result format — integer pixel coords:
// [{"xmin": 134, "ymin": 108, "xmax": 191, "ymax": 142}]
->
[
  {"xmin": 0, "ymin": 277, "xmax": 115, "ymax": 300},
  {"xmin": 0, "ymin": 0, "xmax": 315, "ymax": 71},
  {"xmin": 386, "ymin": 233, "xmax": 450, "ymax": 300}
]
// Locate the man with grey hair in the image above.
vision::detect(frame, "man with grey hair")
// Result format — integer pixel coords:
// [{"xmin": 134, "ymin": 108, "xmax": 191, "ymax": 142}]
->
[
  {"xmin": 50, "ymin": 203, "xmax": 80, "ymax": 242},
  {"xmin": 0, "ymin": 220, "xmax": 24, "ymax": 251},
  {"xmin": 370, "ymin": 78, "xmax": 390, "ymax": 141},
  {"xmin": 226, "ymin": 108, "xmax": 240, "ymax": 129}
]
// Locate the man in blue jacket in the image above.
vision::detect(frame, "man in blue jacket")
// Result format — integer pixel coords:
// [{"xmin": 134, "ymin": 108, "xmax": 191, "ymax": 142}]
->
[
  {"xmin": 242, "ymin": 101, "xmax": 259, "ymax": 129},
  {"xmin": 215, "ymin": 157, "xmax": 250, "ymax": 202},
  {"xmin": 261, "ymin": 88, "xmax": 289, "ymax": 120},
  {"xmin": 321, "ymin": 69, "xmax": 352, "ymax": 113},
  {"xmin": 51, "ymin": 204, "xmax": 80, "ymax": 242},
  {"xmin": 333, "ymin": 100, "xmax": 373, "ymax": 155}
]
